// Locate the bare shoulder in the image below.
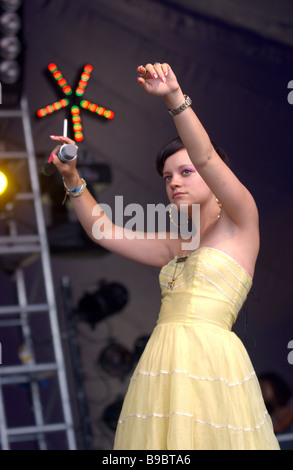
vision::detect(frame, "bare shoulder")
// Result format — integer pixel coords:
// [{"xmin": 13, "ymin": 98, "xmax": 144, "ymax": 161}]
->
[{"xmin": 198, "ymin": 209, "xmax": 259, "ymax": 278}]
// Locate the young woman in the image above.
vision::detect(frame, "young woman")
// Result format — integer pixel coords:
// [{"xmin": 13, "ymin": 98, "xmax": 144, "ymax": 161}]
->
[{"xmin": 49, "ymin": 62, "xmax": 280, "ymax": 450}]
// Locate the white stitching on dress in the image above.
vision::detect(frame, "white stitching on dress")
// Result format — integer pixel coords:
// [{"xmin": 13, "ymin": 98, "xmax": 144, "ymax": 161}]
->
[
  {"xmin": 161, "ymin": 255, "xmax": 249, "ymax": 298},
  {"xmin": 198, "ymin": 253, "xmax": 251, "ymax": 290},
  {"xmin": 161, "ymin": 271, "xmax": 241, "ymax": 309},
  {"xmin": 131, "ymin": 369, "xmax": 256, "ymax": 387},
  {"xmin": 161, "ymin": 249, "xmax": 251, "ymax": 289},
  {"xmin": 118, "ymin": 409, "xmax": 269, "ymax": 433},
  {"xmin": 187, "ymin": 260, "xmax": 246, "ymax": 301},
  {"xmin": 188, "ymin": 248, "xmax": 252, "ymax": 282}
]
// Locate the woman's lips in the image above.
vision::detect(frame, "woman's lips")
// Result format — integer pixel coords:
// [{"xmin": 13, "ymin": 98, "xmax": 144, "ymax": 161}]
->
[{"xmin": 173, "ymin": 192, "xmax": 186, "ymax": 199}]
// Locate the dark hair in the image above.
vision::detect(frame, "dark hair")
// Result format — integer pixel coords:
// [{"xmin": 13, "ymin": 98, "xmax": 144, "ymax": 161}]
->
[{"xmin": 156, "ymin": 136, "xmax": 229, "ymax": 176}]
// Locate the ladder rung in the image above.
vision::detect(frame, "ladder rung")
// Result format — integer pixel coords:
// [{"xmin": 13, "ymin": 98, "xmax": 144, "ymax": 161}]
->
[
  {"xmin": 0, "ymin": 245, "xmax": 41, "ymax": 254},
  {"xmin": 7, "ymin": 423, "xmax": 69, "ymax": 437},
  {"xmin": 0, "ymin": 363, "xmax": 58, "ymax": 377},
  {"xmin": 15, "ymin": 192, "xmax": 35, "ymax": 201},
  {"xmin": 0, "ymin": 319, "xmax": 23, "ymax": 327},
  {"xmin": 0, "ymin": 304, "xmax": 49, "ymax": 315},
  {"xmin": 0, "ymin": 151, "xmax": 27, "ymax": 159},
  {"xmin": 0, "ymin": 373, "xmax": 55, "ymax": 385},
  {"xmin": 0, "ymin": 235, "xmax": 40, "ymax": 244},
  {"xmin": 0, "ymin": 109, "xmax": 22, "ymax": 117}
]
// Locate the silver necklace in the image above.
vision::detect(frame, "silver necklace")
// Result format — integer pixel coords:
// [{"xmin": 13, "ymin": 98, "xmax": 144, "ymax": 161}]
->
[{"xmin": 167, "ymin": 254, "xmax": 189, "ymax": 290}]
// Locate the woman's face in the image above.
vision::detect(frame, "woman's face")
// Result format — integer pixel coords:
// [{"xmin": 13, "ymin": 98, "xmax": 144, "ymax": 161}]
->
[{"xmin": 162, "ymin": 149, "xmax": 211, "ymax": 209}]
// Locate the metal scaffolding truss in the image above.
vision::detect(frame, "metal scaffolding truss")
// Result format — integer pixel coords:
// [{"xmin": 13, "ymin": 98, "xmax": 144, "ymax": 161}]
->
[{"xmin": 0, "ymin": 97, "xmax": 76, "ymax": 450}]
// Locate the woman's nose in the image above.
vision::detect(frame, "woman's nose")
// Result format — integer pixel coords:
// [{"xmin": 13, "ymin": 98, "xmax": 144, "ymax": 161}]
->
[{"xmin": 170, "ymin": 174, "xmax": 182, "ymax": 187}]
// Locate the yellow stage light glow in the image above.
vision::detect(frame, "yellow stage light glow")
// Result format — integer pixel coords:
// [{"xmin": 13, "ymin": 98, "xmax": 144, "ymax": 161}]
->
[{"xmin": 0, "ymin": 171, "xmax": 8, "ymax": 195}]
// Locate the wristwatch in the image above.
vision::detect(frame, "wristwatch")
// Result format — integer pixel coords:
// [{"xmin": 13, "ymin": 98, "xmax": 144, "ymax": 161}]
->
[{"xmin": 168, "ymin": 95, "xmax": 192, "ymax": 117}]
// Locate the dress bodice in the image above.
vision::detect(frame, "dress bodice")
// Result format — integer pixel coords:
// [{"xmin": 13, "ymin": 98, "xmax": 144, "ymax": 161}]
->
[{"xmin": 158, "ymin": 247, "xmax": 252, "ymax": 331}]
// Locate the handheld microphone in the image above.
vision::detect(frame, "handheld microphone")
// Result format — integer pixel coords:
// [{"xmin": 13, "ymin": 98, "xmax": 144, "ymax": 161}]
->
[
  {"xmin": 41, "ymin": 144, "xmax": 78, "ymax": 176},
  {"xmin": 41, "ymin": 119, "xmax": 78, "ymax": 176},
  {"xmin": 58, "ymin": 143, "xmax": 78, "ymax": 162}
]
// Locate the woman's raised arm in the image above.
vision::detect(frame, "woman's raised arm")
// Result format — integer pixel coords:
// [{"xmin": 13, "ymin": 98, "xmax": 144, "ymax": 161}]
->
[{"xmin": 137, "ymin": 63, "xmax": 259, "ymax": 232}]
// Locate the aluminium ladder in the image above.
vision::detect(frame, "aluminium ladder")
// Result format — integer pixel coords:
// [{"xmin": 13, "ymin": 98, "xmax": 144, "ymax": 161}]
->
[{"xmin": 0, "ymin": 97, "xmax": 76, "ymax": 450}]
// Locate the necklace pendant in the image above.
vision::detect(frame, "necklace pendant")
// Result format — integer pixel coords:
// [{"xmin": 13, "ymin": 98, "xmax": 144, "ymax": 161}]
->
[
  {"xmin": 167, "ymin": 281, "xmax": 174, "ymax": 290},
  {"xmin": 176, "ymin": 255, "xmax": 188, "ymax": 263}
]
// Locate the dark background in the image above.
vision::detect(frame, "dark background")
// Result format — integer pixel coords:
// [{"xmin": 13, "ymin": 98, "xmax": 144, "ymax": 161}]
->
[{"xmin": 0, "ymin": 0, "xmax": 293, "ymax": 450}]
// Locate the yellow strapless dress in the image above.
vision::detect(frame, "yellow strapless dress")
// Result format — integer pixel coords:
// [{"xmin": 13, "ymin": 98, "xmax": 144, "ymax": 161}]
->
[{"xmin": 114, "ymin": 247, "xmax": 280, "ymax": 450}]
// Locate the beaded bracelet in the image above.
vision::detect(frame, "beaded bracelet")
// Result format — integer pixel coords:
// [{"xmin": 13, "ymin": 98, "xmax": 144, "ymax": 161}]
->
[
  {"xmin": 69, "ymin": 179, "xmax": 87, "ymax": 197},
  {"xmin": 168, "ymin": 94, "xmax": 192, "ymax": 117},
  {"xmin": 62, "ymin": 177, "xmax": 87, "ymax": 205}
]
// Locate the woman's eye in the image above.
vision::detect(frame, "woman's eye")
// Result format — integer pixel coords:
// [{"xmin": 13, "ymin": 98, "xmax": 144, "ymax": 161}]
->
[
  {"xmin": 182, "ymin": 168, "xmax": 195, "ymax": 176},
  {"xmin": 164, "ymin": 175, "xmax": 171, "ymax": 182}
]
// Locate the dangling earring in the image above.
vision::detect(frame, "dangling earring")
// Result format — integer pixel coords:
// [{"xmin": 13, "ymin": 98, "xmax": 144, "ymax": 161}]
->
[
  {"xmin": 169, "ymin": 203, "xmax": 190, "ymax": 228},
  {"xmin": 216, "ymin": 198, "xmax": 222, "ymax": 219}
]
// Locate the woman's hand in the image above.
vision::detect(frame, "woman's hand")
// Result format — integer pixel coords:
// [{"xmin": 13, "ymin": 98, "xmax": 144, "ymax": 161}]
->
[
  {"xmin": 49, "ymin": 135, "xmax": 80, "ymax": 187},
  {"xmin": 136, "ymin": 62, "xmax": 185, "ymax": 110},
  {"xmin": 137, "ymin": 62, "xmax": 179, "ymax": 96}
]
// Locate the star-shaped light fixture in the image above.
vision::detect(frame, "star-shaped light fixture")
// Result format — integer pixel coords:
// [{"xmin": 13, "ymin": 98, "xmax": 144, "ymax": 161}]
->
[{"xmin": 37, "ymin": 63, "xmax": 115, "ymax": 142}]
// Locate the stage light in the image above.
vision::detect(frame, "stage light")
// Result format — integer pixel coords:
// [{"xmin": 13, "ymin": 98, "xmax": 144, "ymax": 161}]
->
[
  {"xmin": 102, "ymin": 397, "xmax": 124, "ymax": 431},
  {"xmin": 0, "ymin": 164, "xmax": 20, "ymax": 211},
  {"xmin": 0, "ymin": 1, "xmax": 22, "ymax": 12},
  {"xmin": 74, "ymin": 133, "xmax": 83, "ymax": 142},
  {"xmin": 100, "ymin": 336, "xmax": 150, "ymax": 429},
  {"xmin": 70, "ymin": 105, "xmax": 79, "ymax": 115},
  {"xmin": 37, "ymin": 98, "xmax": 69, "ymax": 118},
  {"xmin": 97, "ymin": 335, "xmax": 149, "ymax": 384},
  {"xmin": 48, "ymin": 62, "xmax": 73, "ymax": 95},
  {"xmin": 0, "ymin": 57, "xmax": 19, "ymax": 83},
  {"xmin": 76, "ymin": 280, "xmax": 128, "ymax": 329},
  {"xmin": 0, "ymin": 35, "xmax": 20, "ymax": 59},
  {"xmin": 75, "ymin": 64, "xmax": 93, "ymax": 97},
  {"xmin": 84, "ymin": 64, "xmax": 93, "ymax": 74},
  {"xmin": 98, "ymin": 342, "xmax": 133, "ymax": 379},
  {"xmin": 0, "ymin": 0, "xmax": 23, "ymax": 104},
  {"xmin": 80, "ymin": 100, "xmax": 115, "ymax": 120},
  {"xmin": 0, "ymin": 11, "xmax": 20, "ymax": 35},
  {"xmin": 0, "ymin": 170, "xmax": 8, "ymax": 194},
  {"xmin": 71, "ymin": 105, "xmax": 84, "ymax": 141},
  {"xmin": 37, "ymin": 63, "xmax": 115, "ymax": 141}
]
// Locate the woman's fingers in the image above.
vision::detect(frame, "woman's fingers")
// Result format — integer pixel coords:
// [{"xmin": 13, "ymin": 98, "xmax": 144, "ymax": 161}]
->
[
  {"xmin": 48, "ymin": 149, "xmax": 59, "ymax": 163},
  {"xmin": 50, "ymin": 135, "xmax": 77, "ymax": 146},
  {"xmin": 145, "ymin": 62, "xmax": 167, "ymax": 82},
  {"xmin": 154, "ymin": 62, "xmax": 169, "ymax": 81},
  {"xmin": 137, "ymin": 65, "xmax": 147, "ymax": 76},
  {"xmin": 137, "ymin": 62, "xmax": 171, "ymax": 91},
  {"xmin": 161, "ymin": 63, "xmax": 170, "ymax": 77}
]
